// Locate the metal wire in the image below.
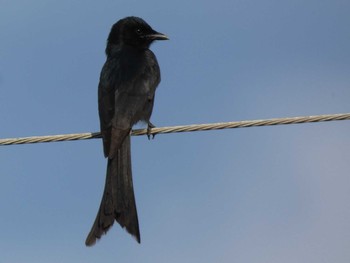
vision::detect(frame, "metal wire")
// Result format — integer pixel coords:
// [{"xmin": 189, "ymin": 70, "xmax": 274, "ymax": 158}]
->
[{"xmin": 1, "ymin": 113, "xmax": 349, "ymax": 146}]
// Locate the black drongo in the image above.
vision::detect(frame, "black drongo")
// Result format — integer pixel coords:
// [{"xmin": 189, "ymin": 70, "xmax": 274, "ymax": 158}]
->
[{"xmin": 85, "ymin": 16, "xmax": 168, "ymax": 246}]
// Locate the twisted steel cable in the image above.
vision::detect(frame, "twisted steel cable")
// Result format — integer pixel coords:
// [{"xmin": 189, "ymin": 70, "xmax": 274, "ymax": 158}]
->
[{"xmin": 0, "ymin": 113, "xmax": 349, "ymax": 146}]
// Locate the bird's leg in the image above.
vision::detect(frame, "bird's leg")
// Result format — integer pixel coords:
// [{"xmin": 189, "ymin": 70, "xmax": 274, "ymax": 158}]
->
[{"xmin": 147, "ymin": 121, "xmax": 155, "ymax": 140}]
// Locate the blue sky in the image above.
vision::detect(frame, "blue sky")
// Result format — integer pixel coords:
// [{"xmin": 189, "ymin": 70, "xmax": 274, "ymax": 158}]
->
[{"xmin": 1, "ymin": 0, "xmax": 349, "ymax": 262}]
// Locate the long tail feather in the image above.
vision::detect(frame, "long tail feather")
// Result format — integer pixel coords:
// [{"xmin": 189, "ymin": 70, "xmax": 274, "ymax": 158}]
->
[{"xmin": 85, "ymin": 135, "xmax": 140, "ymax": 246}]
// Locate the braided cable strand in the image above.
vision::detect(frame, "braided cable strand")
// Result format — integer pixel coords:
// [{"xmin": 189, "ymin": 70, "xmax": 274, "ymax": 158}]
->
[{"xmin": 1, "ymin": 113, "xmax": 349, "ymax": 146}]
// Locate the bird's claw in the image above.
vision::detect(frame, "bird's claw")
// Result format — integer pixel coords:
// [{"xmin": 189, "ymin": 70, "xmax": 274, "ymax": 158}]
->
[{"xmin": 147, "ymin": 122, "xmax": 156, "ymax": 140}]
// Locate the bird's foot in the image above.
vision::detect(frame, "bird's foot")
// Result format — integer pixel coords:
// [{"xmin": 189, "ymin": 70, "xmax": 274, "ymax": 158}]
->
[{"xmin": 147, "ymin": 122, "xmax": 156, "ymax": 140}]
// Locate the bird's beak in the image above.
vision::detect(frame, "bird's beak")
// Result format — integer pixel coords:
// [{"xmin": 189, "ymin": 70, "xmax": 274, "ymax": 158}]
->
[{"xmin": 146, "ymin": 31, "xmax": 169, "ymax": 40}]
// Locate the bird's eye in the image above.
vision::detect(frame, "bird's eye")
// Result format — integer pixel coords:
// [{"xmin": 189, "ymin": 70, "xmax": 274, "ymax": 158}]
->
[{"xmin": 136, "ymin": 28, "xmax": 142, "ymax": 35}]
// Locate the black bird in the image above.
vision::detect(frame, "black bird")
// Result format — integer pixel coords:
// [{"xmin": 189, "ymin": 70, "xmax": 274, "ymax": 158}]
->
[{"xmin": 85, "ymin": 16, "xmax": 168, "ymax": 246}]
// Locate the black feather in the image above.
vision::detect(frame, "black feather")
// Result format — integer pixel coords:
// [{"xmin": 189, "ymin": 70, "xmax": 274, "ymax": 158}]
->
[{"xmin": 85, "ymin": 16, "xmax": 168, "ymax": 246}]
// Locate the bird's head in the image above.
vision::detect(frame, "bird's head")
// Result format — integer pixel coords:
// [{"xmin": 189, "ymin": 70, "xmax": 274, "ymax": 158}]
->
[{"xmin": 107, "ymin": 16, "xmax": 168, "ymax": 50}]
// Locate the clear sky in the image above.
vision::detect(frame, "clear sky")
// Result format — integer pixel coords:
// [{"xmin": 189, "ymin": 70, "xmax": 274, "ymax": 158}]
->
[{"xmin": 1, "ymin": 0, "xmax": 349, "ymax": 262}]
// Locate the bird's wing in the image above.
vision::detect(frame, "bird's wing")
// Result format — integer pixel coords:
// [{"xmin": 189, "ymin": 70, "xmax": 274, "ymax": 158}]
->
[{"xmin": 98, "ymin": 59, "xmax": 119, "ymax": 158}]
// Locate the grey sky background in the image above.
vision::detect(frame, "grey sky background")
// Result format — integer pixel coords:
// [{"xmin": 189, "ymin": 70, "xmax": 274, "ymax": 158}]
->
[{"xmin": 1, "ymin": 0, "xmax": 349, "ymax": 262}]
